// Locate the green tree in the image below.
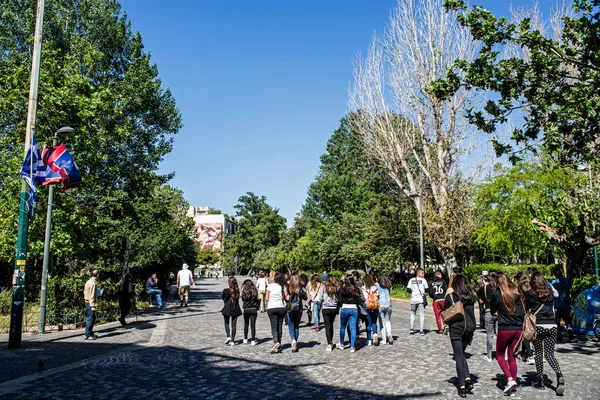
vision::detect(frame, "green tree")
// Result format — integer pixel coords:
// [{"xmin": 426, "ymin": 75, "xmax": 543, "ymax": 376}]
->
[
  {"xmin": 299, "ymin": 116, "xmax": 418, "ymax": 272},
  {"xmin": 474, "ymin": 159, "xmax": 598, "ymax": 276},
  {"xmin": 196, "ymin": 247, "xmax": 221, "ymax": 266},
  {"xmin": 224, "ymin": 193, "xmax": 286, "ymax": 274},
  {"xmin": 0, "ymin": 0, "xmax": 187, "ymax": 290},
  {"xmin": 434, "ymin": 0, "xmax": 600, "ymax": 165}
]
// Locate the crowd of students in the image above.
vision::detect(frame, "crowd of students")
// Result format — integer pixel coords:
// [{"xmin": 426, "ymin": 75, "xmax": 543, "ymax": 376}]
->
[{"xmin": 219, "ymin": 266, "xmax": 569, "ymax": 398}]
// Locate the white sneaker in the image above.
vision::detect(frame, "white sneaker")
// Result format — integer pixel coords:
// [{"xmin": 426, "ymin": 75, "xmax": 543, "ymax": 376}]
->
[
  {"xmin": 503, "ymin": 380, "xmax": 517, "ymax": 395},
  {"xmin": 250, "ymin": 340, "xmax": 256, "ymax": 346},
  {"xmin": 335, "ymin": 343, "xmax": 344, "ymax": 350},
  {"xmin": 326, "ymin": 344, "xmax": 333, "ymax": 352},
  {"xmin": 225, "ymin": 338, "xmax": 231, "ymax": 345},
  {"xmin": 243, "ymin": 339, "xmax": 248, "ymax": 344},
  {"xmin": 482, "ymin": 355, "xmax": 493, "ymax": 362},
  {"xmin": 368, "ymin": 340, "xmax": 373, "ymax": 346},
  {"xmin": 526, "ymin": 357, "xmax": 535, "ymax": 365},
  {"xmin": 230, "ymin": 341, "xmax": 235, "ymax": 346}
]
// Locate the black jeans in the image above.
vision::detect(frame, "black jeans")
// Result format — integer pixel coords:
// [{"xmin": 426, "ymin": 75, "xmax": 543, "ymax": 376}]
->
[
  {"xmin": 451, "ymin": 335, "xmax": 472, "ymax": 388},
  {"xmin": 322, "ymin": 308, "xmax": 337, "ymax": 345},
  {"xmin": 267, "ymin": 308, "xmax": 286, "ymax": 344},
  {"xmin": 244, "ymin": 308, "xmax": 257, "ymax": 340},
  {"xmin": 521, "ymin": 339, "xmax": 533, "ymax": 359},
  {"xmin": 223, "ymin": 315, "xmax": 239, "ymax": 341}
]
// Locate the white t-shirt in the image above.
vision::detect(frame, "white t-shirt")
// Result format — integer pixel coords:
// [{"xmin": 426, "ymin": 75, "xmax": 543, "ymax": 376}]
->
[
  {"xmin": 256, "ymin": 277, "xmax": 269, "ymax": 291},
  {"xmin": 178, "ymin": 269, "xmax": 193, "ymax": 286},
  {"xmin": 267, "ymin": 283, "xmax": 285, "ymax": 309},
  {"xmin": 408, "ymin": 277, "xmax": 429, "ymax": 304}
]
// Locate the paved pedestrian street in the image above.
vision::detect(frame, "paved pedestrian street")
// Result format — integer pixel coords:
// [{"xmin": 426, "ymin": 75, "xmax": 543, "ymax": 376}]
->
[{"xmin": 0, "ymin": 278, "xmax": 598, "ymax": 399}]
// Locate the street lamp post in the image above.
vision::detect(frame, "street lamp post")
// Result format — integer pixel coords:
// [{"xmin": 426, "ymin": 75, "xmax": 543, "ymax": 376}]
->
[
  {"xmin": 579, "ymin": 164, "xmax": 599, "ymax": 279},
  {"xmin": 37, "ymin": 126, "xmax": 75, "ymax": 334},
  {"xmin": 409, "ymin": 192, "xmax": 424, "ymax": 271}
]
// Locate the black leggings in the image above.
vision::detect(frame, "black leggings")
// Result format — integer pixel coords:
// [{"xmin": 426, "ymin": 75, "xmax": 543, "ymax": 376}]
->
[
  {"xmin": 224, "ymin": 315, "xmax": 239, "ymax": 341},
  {"xmin": 532, "ymin": 326, "xmax": 562, "ymax": 377},
  {"xmin": 451, "ymin": 335, "xmax": 472, "ymax": 388},
  {"xmin": 267, "ymin": 308, "xmax": 286, "ymax": 344},
  {"xmin": 322, "ymin": 308, "xmax": 337, "ymax": 345},
  {"xmin": 244, "ymin": 308, "xmax": 257, "ymax": 340}
]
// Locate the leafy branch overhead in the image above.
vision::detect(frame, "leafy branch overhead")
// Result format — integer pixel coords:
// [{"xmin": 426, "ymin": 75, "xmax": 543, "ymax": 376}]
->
[{"xmin": 432, "ymin": 0, "xmax": 600, "ymax": 165}]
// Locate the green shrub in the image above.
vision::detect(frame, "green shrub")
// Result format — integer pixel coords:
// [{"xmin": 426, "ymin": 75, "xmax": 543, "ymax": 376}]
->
[
  {"xmin": 391, "ymin": 284, "xmax": 411, "ymax": 300},
  {"xmin": 571, "ymin": 275, "xmax": 599, "ymax": 300},
  {"xmin": 0, "ymin": 288, "xmax": 12, "ymax": 315},
  {"xmin": 462, "ymin": 263, "xmax": 555, "ymax": 283},
  {"xmin": 328, "ymin": 270, "xmax": 343, "ymax": 279}
]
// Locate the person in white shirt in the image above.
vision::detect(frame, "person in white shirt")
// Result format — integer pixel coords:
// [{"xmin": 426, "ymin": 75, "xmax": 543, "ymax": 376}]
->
[
  {"xmin": 407, "ymin": 268, "xmax": 429, "ymax": 335},
  {"xmin": 177, "ymin": 263, "xmax": 196, "ymax": 307},
  {"xmin": 266, "ymin": 273, "xmax": 287, "ymax": 354},
  {"xmin": 255, "ymin": 270, "xmax": 269, "ymax": 312}
]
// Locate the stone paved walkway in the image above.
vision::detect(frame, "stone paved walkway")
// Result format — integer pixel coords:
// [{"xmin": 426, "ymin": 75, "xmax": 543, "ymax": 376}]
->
[{"xmin": 0, "ymin": 278, "xmax": 598, "ymax": 399}]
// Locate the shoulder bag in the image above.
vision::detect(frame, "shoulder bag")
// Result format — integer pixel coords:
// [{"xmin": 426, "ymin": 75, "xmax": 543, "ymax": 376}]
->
[{"xmin": 440, "ymin": 294, "xmax": 464, "ymax": 324}]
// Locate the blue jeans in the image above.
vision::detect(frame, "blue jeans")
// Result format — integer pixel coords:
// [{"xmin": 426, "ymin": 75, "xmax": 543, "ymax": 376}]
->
[
  {"xmin": 147, "ymin": 289, "xmax": 163, "ymax": 306},
  {"xmin": 287, "ymin": 311, "xmax": 302, "ymax": 341},
  {"xmin": 339, "ymin": 307, "xmax": 358, "ymax": 346},
  {"xmin": 313, "ymin": 301, "xmax": 322, "ymax": 326},
  {"xmin": 360, "ymin": 304, "xmax": 373, "ymax": 340},
  {"xmin": 85, "ymin": 303, "xmax": 96, "ymax": 338},
  {"xmin": 367, "ymin": 308, "xmax": 379, "ymax": 337}
]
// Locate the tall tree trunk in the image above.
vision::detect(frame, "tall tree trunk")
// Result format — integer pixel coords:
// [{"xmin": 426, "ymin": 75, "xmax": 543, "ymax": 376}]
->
[{"xmin": 441, "ymin": 248, "xmax": 458, "ymax": 277}]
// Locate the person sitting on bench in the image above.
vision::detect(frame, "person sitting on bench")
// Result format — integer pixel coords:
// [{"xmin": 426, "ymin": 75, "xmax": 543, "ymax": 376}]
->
[{"xmin": 146, "ymin": 273, "xmax": 164, "ymax": 307}]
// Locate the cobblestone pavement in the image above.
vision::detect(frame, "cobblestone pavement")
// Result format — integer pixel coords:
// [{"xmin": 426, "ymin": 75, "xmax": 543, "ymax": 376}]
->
[{"xmin": 0, "ymin": 278, "xmax": 599, "ymax": 399}]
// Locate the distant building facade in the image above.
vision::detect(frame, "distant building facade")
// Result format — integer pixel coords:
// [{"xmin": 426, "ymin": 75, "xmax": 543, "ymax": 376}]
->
[{"xmin": 187, "ymin": 206, "xmax": 237, "ymax": 250}]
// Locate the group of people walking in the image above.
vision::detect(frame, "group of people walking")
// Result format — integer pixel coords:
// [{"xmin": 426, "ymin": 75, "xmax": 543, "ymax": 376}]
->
[
  {"xmin": 221, "ymin": 266, "xmax": 568, "ymax": 398},
  {"xmin": 447, "ymin": 268, "xmax": 566, "ymax": 397},
  {"xmin": 220, "ymin": 271, "xmax": 394, "ymax": 354}
]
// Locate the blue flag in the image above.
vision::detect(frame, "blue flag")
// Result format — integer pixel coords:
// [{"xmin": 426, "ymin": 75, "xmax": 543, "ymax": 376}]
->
[{"xmin": 20, "ymin": 134, "xmax": 46, "ymax": 210}]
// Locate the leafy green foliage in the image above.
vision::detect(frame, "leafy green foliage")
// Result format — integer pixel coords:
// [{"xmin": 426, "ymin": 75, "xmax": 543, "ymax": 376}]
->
[
  {"xmin": 196, "ymin": 248, "xmax": 221, "ymax": 266},
  {"xmin": 224, "ymin": 193, "xmax": 287, "ymax": 272},
  {"xmin": 571, "ymin": 274, "xmax": 599, "ymax": 300},
  {"xmin": 435, "ymin": 0, "xmax": 600, "ymax": 164},
  {"xmin": 0, "ymin": 1, "xmax": 194, "ymax": 296},
  {"xmin": 461, "ymin": 263, "xmax": 556, "ymax": 284}
]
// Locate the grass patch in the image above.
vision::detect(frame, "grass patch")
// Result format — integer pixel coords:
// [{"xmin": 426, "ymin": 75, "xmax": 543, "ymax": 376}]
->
[{"xmin": 390, "ymin": 284, "xmax": 411, "ymax": 300}]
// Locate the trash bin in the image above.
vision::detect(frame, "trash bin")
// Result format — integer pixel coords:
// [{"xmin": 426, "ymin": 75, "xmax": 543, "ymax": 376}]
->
[{"xmin": 573, "ymin": 285, "xmax": 600, "ymax": 336}]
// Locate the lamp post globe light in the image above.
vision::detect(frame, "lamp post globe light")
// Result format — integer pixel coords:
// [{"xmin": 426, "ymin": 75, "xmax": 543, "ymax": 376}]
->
[
  {"xmin": 408, "ymin": 192, "xmax": 424, "ymax": 271},
  {"xmin": 37, "ymin": 126, "xmax": 75, "ymax": 334}
]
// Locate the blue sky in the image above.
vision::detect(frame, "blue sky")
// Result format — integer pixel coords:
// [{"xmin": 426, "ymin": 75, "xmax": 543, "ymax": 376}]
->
[{"xmin": 119, "ymin": 0, "xmax": 557, "ymax": 224}]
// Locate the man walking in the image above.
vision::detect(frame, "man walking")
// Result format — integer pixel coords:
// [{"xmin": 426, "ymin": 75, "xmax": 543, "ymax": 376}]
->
[
  {"xmin": 118, "ymin": 273, "xmax": 134, "ymax": 326},
  {"xmin": 408, "ymin": 268, "xmax": 429, "ymax": 335},
  {"xmin": 177, "ymin": 263, "xmax": 195, "ymax": 307},
  {"xmin": 146, "ymin": 273, "xmax": 164, "ymax": 307},
  {"xmin": 428, "ymin": 269, "xmax": 447, "ymax": 334},
  {"xmin": 551, "ymin": 266, "xmax": 573, "ymax": 341},
  {"xmin": 84, "ymin": 270, "xmax": 99, "ymax": 340}
]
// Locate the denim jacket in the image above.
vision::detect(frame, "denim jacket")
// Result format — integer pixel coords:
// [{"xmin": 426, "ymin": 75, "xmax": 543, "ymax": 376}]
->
[{"xmin": 378, "ymin": 284, "xmax": 392, "ymax": 307}]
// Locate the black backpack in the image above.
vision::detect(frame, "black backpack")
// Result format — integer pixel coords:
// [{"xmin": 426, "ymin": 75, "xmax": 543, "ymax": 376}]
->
[{"xmin": 286, "ymin": 291, "xmax": 302, "ymax": 312}]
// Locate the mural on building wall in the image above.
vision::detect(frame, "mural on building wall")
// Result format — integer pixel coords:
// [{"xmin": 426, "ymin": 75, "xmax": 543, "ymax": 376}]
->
[{"xmin": 195, "ymin": 222, "xmax": 223, "ymax": 250}]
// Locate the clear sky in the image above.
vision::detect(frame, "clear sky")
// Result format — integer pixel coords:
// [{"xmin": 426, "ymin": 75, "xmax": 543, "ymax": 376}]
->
[{"xmin": 119, "ymin": 0, "xmax": 558, "ymax": 224}]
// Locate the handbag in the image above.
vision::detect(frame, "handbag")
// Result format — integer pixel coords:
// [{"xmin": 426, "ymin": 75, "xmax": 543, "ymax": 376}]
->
[
  {"xmin": 513, "ymin": 299, "xmax": 544, "ymax": 353},
  {"xmin": 415, "ymin": 278, "xmax": 427, "ymax": 307},
  {"xmin": 440, "ymin": 294, "xmax": 465, "ymax": 324}
]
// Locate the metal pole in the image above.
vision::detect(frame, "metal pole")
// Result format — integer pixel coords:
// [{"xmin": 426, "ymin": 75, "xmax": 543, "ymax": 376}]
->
[
  {"xmin": 37, "ymin": 136, "xmax": 56, "ymax": 334},
  {"xmin": 9, "ymin": 0, "xmax": 46, "ymax": 349},
  {"xmin": 418, "ymin": 195, "xmax": 424, "ymax": 271}
]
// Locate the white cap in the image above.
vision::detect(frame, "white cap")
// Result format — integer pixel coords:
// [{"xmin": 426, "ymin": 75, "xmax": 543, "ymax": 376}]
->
[
  {"xmin": 482, "ymin": 270, "xmax": 488, "ymax": 276},
  {"xmin": 182, "ymin": 263, "xmax": 189, "ymax": 269}
]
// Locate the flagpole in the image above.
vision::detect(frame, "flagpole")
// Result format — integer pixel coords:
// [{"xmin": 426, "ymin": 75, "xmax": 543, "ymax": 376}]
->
[{"xmin": 9, "ymin": 0, "xmax": 46, "ymax": 349}]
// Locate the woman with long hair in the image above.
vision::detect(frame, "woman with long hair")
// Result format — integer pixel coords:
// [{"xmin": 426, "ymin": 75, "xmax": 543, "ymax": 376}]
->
[
  {"xmin": 444, "ymin": 274, "xmax": 477, "ymax": 398},
  {"xmin": 527, "ymin": 272, "xmax": 565, "ymax": 395},
  {"xmin": 362, "ymin": 274, "xmax": 379, "ymax": 346},
  {"xmin": 308, "ymin": 274, "xmax": 324, "ymax": 330},
  {"xmin": 514, "ymin": 272, "xmax": 534, "ymax": 365},
  {"xmin": 284, "ymin": 273, "xmax": 304, "ymax": 352},
  {"xmin": 241, "ymin": 279, "xmax": 260, "ymax": 345},
  {"xmin": 221, "ymin": 277, "xmax": 242, "ymax": 346},
  {"xmin": 377, "ymin": 274, "xmax": 393, "ymax": 344},
  {"xmin": 336, "ymin": 276, "xmax": 361, "ymax": 353},
  {"xmin": 490, "ymin": 272, "xmax": 524, "ymax": 396},
  {"xmin": 266, "ymin": 273, "xmax": 287, "ymax": 353},
  {"xmin": 321, "ymin": 275, "xmax": 339, "ymax": 351}
]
